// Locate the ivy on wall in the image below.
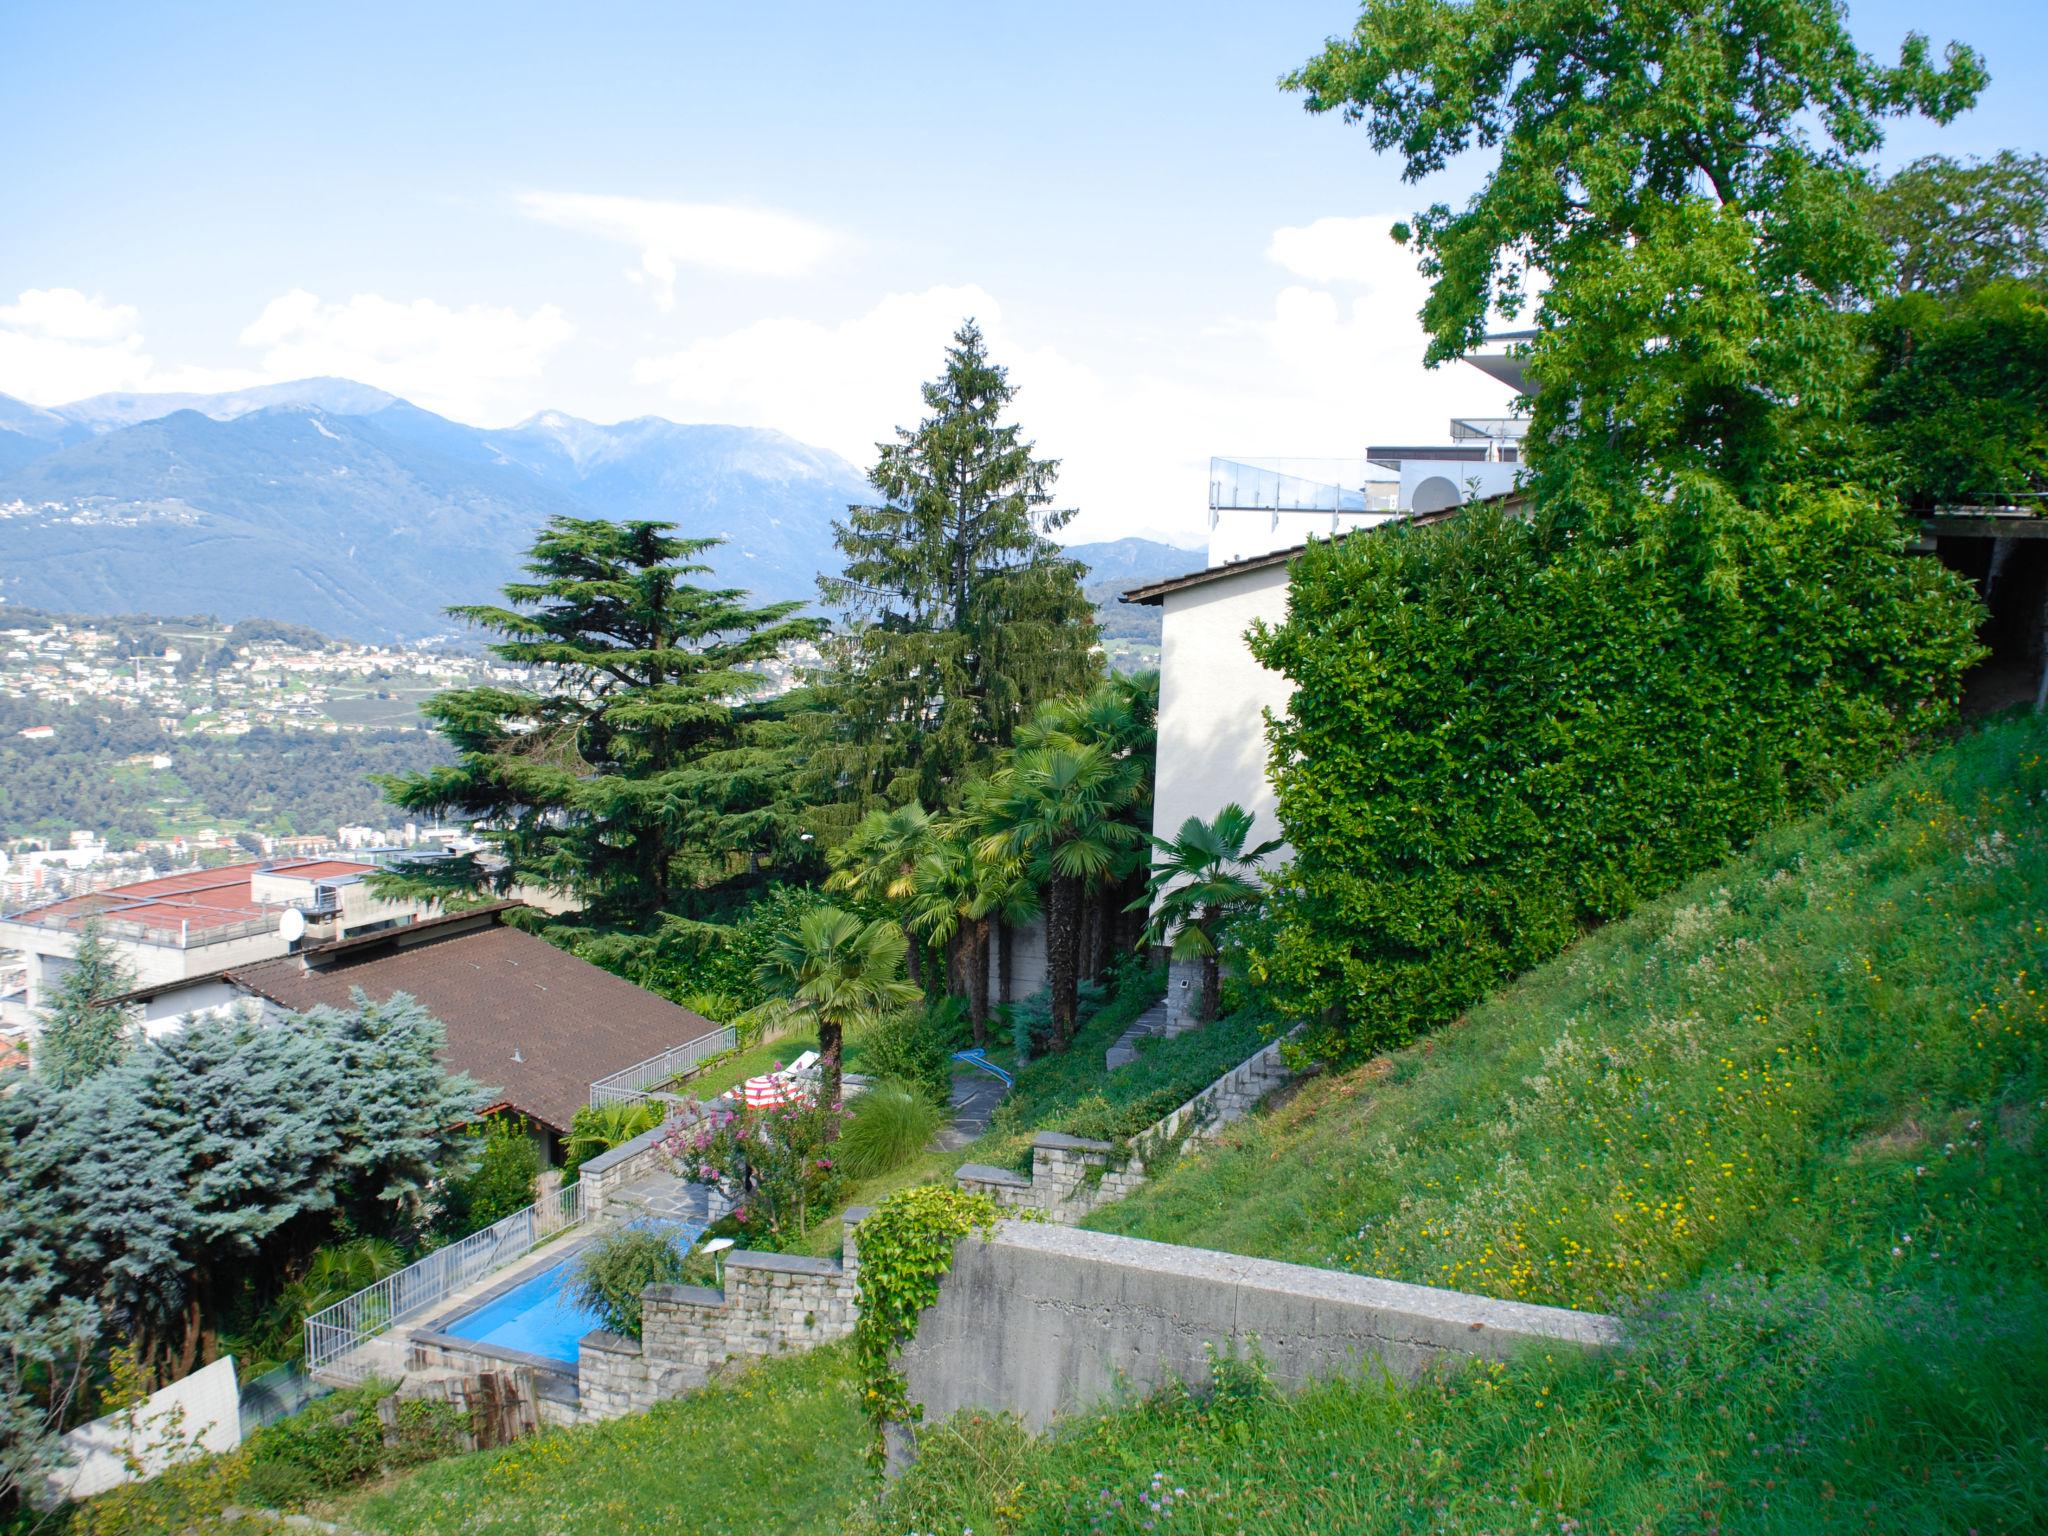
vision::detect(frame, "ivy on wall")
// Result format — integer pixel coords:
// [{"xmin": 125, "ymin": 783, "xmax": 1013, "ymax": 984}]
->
[
  {"xmin": 1247, "ymin": 483, "xmax": 1984, "ymax": 1064},
  {"xmin": 850, "ymin": 1186, "xmax": 1012, "ymax": 1459}
]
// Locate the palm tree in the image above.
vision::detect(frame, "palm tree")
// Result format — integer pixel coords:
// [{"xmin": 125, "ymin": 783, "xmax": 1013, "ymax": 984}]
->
[
  {"xmin": 564, "ymin": 1099, "xmax": 664, "ymax": 1173},
  {"xmin": 975, "ymin": 744, "xmax": 1143, "ymax": 1048},
  {"xmin": 756, "ymin": 906, "xmax": 922, "ymax": 1108},
  {"xmin": 903, "ymin": 826, "xmax": 1026, "ymax": 1045},
  {"xmin": 1137, "ymin": 803, "xmax": 1280, "ymax": 1025},
  {"xmin": 825, "ymin": 802, "xmax": 935, "ymax": 988},
  {"xmin": 1016, "ymin": 675, "xmax": 1158, "ymax": 977}
]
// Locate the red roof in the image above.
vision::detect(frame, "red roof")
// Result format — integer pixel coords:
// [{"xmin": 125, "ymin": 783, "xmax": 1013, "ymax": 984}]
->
[{"xmin": 9, "ymin": 859, "xmax": 376, "ymax": 937}]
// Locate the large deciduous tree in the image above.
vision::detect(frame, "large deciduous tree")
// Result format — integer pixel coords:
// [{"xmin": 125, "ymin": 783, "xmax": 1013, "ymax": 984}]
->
[
  {"xmin": 1288, "ymin": 0, "xmax": 1986, "ymax": 501},
  {"xmin": 381, "ymin": 518, "xmax": 823, "ymax": 923},
  {"xmin": 1870, "ymin": 151, "xmax": 2048, "ymax": 297},
  {"xmin": 810, "ymin": 321, "xmax": 1100, "ymax": 821}
]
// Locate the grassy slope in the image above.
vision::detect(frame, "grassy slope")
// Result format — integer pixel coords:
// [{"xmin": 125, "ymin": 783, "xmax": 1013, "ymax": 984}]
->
[
  {"xmin": 342, "ymin": 1347, "xmax": 874, "ymax": 1536},
  {"xmin": 327, "ymin": 718, "xmax": 2048, "ymax": 1535},
  {"xmin": 872, "ymin": 713, "xmax": 2048, "ymax": 1534}
]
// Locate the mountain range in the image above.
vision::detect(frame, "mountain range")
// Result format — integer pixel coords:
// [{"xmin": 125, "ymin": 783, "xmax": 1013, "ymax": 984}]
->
[{"xmin": 0, "ymin": 378, "xmax": 1202, "ymax": 643}]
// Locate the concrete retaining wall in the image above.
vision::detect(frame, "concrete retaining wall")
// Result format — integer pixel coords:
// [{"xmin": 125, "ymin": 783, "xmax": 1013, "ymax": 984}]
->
[
  {"xmin": 956, "ymin": 1035, "xmax": 1298, "ymax": 1223},
  {"xmin": 898, "ymin": 1222, "xmax": 1622, "ymax": 1434},
  {"xmin": 577, "ymin": 1207, "xmax": 867, "ymax": 1421}
]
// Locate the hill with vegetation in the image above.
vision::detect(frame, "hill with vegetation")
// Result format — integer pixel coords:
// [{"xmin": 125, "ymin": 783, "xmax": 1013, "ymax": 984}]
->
[{"xmin": 71, "ymin": 712, "xmax": 2027, "ymax": 1536}]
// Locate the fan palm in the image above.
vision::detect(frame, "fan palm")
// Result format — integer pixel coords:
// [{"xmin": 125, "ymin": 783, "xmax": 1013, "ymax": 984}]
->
[
  {"xmin": 975, "ymin": 744, "xmax": 1143, "ymax": 1048},
  {"xmin": 1137, "ymin": 803, "xmax": 1280, "ymax": 1024},
  {"xmin": 826, "ymin": 802, "xmax": 935, "ymax": 987},
  {"xmin": 756, "ymin": 906, "xmax": 922, "ymax": 1108},
  {"xmin": 1016, "ymin": 675, "xmax": 1159, "ymax": 975}
]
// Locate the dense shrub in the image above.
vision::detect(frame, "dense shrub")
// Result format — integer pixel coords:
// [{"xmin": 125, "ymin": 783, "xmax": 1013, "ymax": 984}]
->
[
  {"xmin": 857, "ymin": 999, "xmax": 966, "ymax": 1106},
  {"xmin": 549, "ymin": 884, "xmax": 852, "ymax": 1013},
  {"xmin": 569, "ymin": 1226, "xmax": 692, "ymax": 1339},
  {"xmin": 562, "ymin": 1100, "xmax": 664, "ymax": 1182},
  {"xmin": 1250, "ymin": 486, "xmax": 1983, "ymax": 1062},
  {"xmin": 1004, "ymin": 980, "xmax": 1105, "ymax": 1064},
  {"xmin": 835, "ymin": 1084, "xmax": 944, "ymax": 1178},
  {"xmin": 67, "ymin": 1381, "xmax": 467, "ymax": 1531},
  {"xmin": 433, "ymin": 1119, "xmax": 541, "ymax": 1240}
]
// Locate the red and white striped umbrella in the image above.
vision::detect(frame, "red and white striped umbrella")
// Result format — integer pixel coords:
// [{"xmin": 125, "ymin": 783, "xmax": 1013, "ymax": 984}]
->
[{"xmin": 739, "ymin": 1073, "xmax": 801, "ymax": 1108}]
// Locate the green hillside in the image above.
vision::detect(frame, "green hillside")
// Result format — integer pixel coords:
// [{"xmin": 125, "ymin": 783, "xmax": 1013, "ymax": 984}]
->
[
  {"xmin": 881, "ymin": 712, "xmax": 2048, "ymax": 1534},
  {"xmin": 90, "ymin": 716, "xmax": 2041, "ymax": 1536}
]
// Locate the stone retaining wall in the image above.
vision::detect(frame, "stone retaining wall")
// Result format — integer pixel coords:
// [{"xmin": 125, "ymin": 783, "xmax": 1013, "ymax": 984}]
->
[
  {"xmin": 897, "ymin": 1222, "xmax": 1622, "ymax": 1442},
  {"xmin": 956, "ymin": 1035, "xmax": 1299, "ymax": 1223},
  {"xmin": 577, "ymin": 1208, "xmax": 867, "ymax": 1421},
  {"xmin": 574, "ymin": 1118, "xmax": 680, "ymax": 1212}
]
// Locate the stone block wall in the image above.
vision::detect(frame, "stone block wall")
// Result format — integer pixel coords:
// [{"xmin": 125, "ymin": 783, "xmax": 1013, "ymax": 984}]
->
[
  {"xmin": 898, "ymin": 1222, "xmax": 1623, "ymax": 1437},
  {"xmin": 575, "ymin": 1207, "xmax": 866, "ymax": 1422},
  {"xmin": 575, "ymin": 1118, "xmax": 678, "ymax": 1213},
  {"xmin": 956, "ymin": 1035, "xmax": 1300, "ymax": 1223}
]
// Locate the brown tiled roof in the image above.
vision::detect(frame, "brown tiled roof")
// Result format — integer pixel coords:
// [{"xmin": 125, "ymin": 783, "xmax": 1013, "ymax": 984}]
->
[{"xmin": 225, "ymin": 911, "xmax": 722, "ymax": 1133}]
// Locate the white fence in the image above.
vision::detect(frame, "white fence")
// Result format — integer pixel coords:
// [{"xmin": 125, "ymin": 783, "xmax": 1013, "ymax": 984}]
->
[
  {"xmin": 304, "ymin": 1181, "xmax": 585, "ymax": 1382},
  {"xmin": 588, "ymin": 1026, "xmax": 738, "ymax": 1108}
]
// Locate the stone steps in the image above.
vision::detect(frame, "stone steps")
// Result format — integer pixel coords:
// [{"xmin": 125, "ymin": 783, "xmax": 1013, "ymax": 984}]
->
[{"xmin": 1104, "ymin": 1001, "xmax": 1173, "ymax": 1070}]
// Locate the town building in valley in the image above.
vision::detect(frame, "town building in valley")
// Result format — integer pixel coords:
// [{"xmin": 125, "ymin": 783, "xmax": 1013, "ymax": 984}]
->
[{"xmin": 0, "ymin": 857, "xmax": 433, "ymax": 1033}]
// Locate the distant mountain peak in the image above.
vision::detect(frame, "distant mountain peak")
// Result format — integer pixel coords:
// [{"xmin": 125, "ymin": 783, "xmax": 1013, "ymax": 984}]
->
[{"xmin": 53, "ymin": 377, "xmax": 402, "ymax": 432}]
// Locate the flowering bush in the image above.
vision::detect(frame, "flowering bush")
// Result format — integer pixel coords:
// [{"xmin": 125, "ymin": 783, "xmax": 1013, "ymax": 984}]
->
[{"xmin": 663, "ymin": 1092, "xmax": 848, "ymax": 1246}]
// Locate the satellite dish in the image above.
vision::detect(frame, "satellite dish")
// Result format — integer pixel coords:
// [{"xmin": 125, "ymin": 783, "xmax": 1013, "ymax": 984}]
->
[{"xmin": 278, "ymin": 909, "xmax": 307, "ymax": 945}]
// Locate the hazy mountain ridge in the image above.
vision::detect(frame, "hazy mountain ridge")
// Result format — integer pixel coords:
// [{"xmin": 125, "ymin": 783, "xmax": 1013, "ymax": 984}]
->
[
  {"xmin": 0, "ymin": 380, "xmax": 1198, "ymax": 643},
  {"xmin": 0, "ymin": 384, "xmax": 871, "ymax": 640}
]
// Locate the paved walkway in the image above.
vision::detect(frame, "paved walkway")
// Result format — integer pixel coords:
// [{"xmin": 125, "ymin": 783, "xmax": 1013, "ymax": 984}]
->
[{"xmin": 934, "ymin": 1067, "xmax": 1008, "ymax": 1152}]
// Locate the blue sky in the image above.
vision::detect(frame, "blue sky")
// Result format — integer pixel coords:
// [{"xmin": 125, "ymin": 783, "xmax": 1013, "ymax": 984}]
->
[{"xmin": 3, "ymin": 0, "xmax": 2042, "ymax": 543}]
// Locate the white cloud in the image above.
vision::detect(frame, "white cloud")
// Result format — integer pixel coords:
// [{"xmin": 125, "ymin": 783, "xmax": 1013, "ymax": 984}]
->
[
  {"xmin": 629, "ymin": 235, "xmax": 1518, "ymax": 547},
  {"xmin": 1265, "ymin": 215, "xmax": 1423, "ymax": 291},
  {"xmin": 519, "ymin": 191, "xmax": 840, "ymax": 309},
  {"xmin": 238, "ymin": 290, "xmax": 573, "ymax": 424},
  {"xmin": 0, "ymin": 288, "xmax": 143, "ymax": 343},
  {"xmin": 0, "ymin": 288, "xmax": 155, "ymax": 403},
  {"xmin": 635, "ymin": 284, "xmax": 1061, "ymax": 460}
]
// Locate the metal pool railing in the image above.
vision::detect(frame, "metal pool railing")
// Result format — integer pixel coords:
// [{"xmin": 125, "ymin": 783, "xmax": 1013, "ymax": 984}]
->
[
  {"xmin": 304, "ymin": 1180, "xmax": 586, "ymax": 1382},
  {"xmin": 588, "ymin": 1026, "xmax": 738, "ymax": 1107}
]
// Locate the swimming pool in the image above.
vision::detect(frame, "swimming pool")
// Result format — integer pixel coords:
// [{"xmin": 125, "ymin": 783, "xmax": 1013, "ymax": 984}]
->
[{"xmin": 441, "ymin": 1257, "xmax": 607, "ymax": 1363}]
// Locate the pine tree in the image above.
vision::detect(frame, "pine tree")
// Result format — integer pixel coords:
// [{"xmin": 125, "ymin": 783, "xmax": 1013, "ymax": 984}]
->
[
  {"xmin": 313, "ymin": 989, "xmax": 487, "ymax": 1236},
  {"xmin": 380, "ymin": 518, "xmax": 824, "ymax": 923},
  {"xmin": 810, "ymin": 321, "xmax": 1101, "ymax": 822},
  {"xmin": 35, "ymin": 918, "xmax": 133, "ymax": 1090}
]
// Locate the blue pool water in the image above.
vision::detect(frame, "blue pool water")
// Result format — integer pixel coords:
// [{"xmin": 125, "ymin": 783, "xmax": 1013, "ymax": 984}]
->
[{"xmin": 443, "ymin": 1258, "xmax": 607, "ymax": 1362}]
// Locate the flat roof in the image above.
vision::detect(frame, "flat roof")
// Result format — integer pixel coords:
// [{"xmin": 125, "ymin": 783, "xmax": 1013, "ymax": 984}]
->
[
  {"xmin": 3, "ymin": 858, "xmax": 379, "ymax": 938},
  {"xmin": 1120, "ymin": 504, "xmax": 1471, "ymax": 606}
]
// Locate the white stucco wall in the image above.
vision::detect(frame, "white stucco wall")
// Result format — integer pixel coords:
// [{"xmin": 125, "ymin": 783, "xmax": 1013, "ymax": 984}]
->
[
  {"xmin": 40, "ymin": 1355, "xmax": 241, "ymax": 1505},
  {"xmin": 1150, "ymin": 561, "xmax": 1294, "ymax": 883}
]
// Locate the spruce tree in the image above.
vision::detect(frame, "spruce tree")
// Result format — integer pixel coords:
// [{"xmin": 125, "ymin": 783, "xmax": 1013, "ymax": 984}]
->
[
  {"xmin": 35, "ymin": 918, "xmax": 133, "ymax": 1090},
  {"xmin": 380, "ymin": 518, "xmax": 824, "ymax": 922},
  {"xmin": 811, "ymin": 321, "xmax": 1100, "ymax": 822}
]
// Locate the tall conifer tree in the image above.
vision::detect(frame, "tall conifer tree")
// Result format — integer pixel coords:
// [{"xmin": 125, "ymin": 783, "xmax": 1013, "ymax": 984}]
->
[
  {"xmin": 34, "ymin": 919, "xmax": 132, "ymax": 1091},
  {"xmin": 810, "ymin": 321, "xmax": 1100, "ymax": 822},
  {"xmin": 381, "ymin": 518, "xmax": 823, "ymax": 922}
]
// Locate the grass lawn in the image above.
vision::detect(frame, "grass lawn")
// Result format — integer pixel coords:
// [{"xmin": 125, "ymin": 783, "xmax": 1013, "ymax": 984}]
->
[
  {"xmin": 337, "ymin": 1347, "xmax": 875, "ymax": 1536},
  {"xmin": 868, "ymin": 712, "xmax": 2048, "ymax": 1534}
]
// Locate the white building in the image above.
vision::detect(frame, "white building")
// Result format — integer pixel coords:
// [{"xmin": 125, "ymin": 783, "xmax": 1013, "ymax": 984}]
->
[{"xmin": 0, "ymin": 858, "xmax": 435, "ymax": 1035}]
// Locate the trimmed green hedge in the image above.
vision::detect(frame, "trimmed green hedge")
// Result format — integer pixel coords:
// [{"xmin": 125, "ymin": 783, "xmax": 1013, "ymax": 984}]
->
[{"xmin": 1249, "ymin": 484, "xmax": 1982, "ymax": 1062}]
